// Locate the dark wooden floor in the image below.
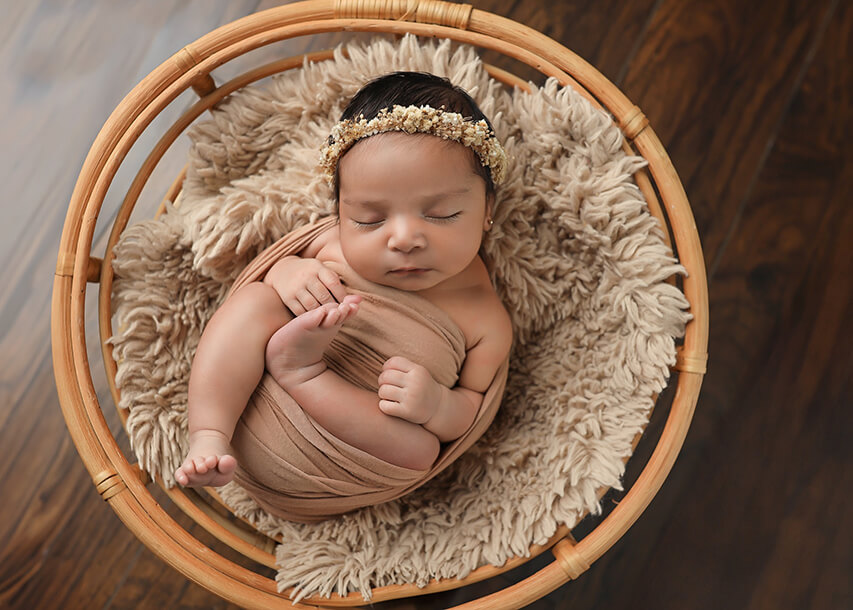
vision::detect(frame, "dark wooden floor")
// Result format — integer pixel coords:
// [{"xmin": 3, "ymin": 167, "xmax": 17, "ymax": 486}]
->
[{"xmin": 1, "ymin": 0, "xmax": 850, "ymax": 608}]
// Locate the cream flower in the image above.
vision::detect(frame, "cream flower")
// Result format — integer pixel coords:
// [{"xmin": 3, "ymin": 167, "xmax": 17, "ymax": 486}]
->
[{"xmin": 319, "ymin": 105, "xmax": 507, "ymax": 185}]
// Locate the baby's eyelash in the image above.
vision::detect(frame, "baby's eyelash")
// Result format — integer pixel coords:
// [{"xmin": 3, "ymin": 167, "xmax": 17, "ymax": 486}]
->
[
  {"xmin": 351, "ymin": 212, "xmax": 461, "ymax": 229},
  {"xmin": 428, "ymin": 212, "xmax": 461, "ymax": 223},
  {"xmin": 352, "ymin": 219, "xmax": 382, "ymax": 229}
]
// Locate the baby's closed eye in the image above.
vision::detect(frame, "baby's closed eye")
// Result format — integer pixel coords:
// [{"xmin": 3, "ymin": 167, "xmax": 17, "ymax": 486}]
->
[{"xmin": 351, "ymin": 211, "xmax": 461, "ymax": 229}]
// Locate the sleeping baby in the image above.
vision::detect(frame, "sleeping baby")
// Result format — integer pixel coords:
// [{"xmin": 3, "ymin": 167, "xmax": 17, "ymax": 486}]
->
[{"xmin": 174, "ymin": 71, "xmax": 512, "ymax": 521}]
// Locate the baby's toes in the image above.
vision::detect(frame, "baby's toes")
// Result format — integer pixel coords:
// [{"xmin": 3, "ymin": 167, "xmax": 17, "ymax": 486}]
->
[
  {"xmin": 179, "ymin": 457, "xmax": 197, "ymax": 475},
  {"xmin": 218, "ymin": 454, "xmax": 237, "ymax": 474},
  {"xmin": 176, "ymin": 458, "xmax": 199, "ymax": 483},
  {"xmin": 192, "ymin": 456, "xmax": 210, "ymax": 474},
  {"xmin": 300, "ymin": 305, "xmax": 330, "ymax": 329},
  {"xmin": 343, "ymin": 301, "xmax": 360, "ymax": 321},
  {"xmin": 320, "ymin": 306, "xmax": 342, "ymax": 328}
]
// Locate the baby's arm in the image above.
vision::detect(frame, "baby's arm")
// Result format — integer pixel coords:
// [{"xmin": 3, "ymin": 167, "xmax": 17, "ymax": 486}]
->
[
  {"xmin": 378, "ymin": 307, "xmax": 513, "ymax": 443},
  {"xmin": 175, "ymin": 282, "xmax": 292, "ymax": 486}
]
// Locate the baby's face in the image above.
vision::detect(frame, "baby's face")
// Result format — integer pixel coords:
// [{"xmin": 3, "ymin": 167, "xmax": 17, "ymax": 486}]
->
[{"xmin": 336, "ymin": 132, "xmax": 491, "ymax": 293}]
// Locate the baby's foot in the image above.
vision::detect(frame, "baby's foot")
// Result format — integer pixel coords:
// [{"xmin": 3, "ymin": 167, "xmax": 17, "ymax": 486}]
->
[
  {"xmin": 174, "ymin": 430, "xmax": 237, "ymax": 487},
  {"xmin": 265, "ymin": 295, "xmax": 361, "ymax": 387}
]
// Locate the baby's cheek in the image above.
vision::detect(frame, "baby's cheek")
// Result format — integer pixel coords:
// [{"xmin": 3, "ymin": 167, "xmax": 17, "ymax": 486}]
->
[{"xmin": 342, "ymin": 236, "xmax": 376, "ymax": 265}]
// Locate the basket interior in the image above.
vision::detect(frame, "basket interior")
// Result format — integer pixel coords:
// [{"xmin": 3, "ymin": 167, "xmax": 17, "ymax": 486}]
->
[{"xmin": 54, "ymin": 6, "xmax": 706, "ymax": 608}]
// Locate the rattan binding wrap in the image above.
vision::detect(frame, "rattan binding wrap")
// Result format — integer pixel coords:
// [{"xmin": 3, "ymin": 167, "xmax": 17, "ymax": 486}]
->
[{"xmin": 52, "ymin": 1, "xmax": 709, "ymax": 607}]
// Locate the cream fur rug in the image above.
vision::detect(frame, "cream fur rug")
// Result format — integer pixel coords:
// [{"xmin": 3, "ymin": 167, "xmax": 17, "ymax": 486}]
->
[{"xmin": 109, "ymin": 36, "xmax": 690, "ymax": 601}]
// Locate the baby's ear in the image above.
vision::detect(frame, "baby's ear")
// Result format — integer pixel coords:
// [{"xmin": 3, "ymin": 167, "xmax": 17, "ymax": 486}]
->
[{"xmin": 484, "ymin": 193, "xmax": 496, "ymax": 225}]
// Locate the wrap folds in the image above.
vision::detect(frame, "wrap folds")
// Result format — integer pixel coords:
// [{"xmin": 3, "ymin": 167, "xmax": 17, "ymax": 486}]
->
[{"xmin": 227, "ymin": 217, "xmax": 509, "ymax": 522}]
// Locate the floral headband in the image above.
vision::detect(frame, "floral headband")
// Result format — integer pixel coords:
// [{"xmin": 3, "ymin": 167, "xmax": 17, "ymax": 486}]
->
[{"xmin": 319, "ymin": 104, "xmax": 507, "ymax": 185}]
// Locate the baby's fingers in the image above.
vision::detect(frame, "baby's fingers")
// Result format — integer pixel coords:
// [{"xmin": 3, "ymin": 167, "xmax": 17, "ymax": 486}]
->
[
  {"xmin": 319, "ymin": 267, "xmax": 348, "ymax": 303},
  {"xmin": 383, "ymin": 355, "xmax": 416, "ymax": 372},
  {"xmin": 378, "ymin": 368, "xmax": 407, "ymax": 387},
  {"xmin": 306, "ymin": 276, "xmax": 337, "ymax": 305},
  {"xmin": 286, "ymin": 299, "xmax": 307, "ymax": 316},
  {"xmin": 378, "ymin": 382, "xmax": 405, "ymax": 402},
  {"xmin": 378, "ymin": 399, "xmax": 406, "ymax": 419},
  {"xmin": 293, "ymin": 289, "xmax": 321, "ymax": 313}
]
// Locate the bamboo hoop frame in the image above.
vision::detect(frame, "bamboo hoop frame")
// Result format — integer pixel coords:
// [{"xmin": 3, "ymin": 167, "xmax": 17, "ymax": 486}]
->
[{"xmin": 52, "ymin": 1, "xmax": 708, "ymax": 608}]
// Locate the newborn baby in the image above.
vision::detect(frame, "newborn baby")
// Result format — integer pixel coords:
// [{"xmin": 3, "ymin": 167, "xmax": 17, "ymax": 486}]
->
[{"xmin": 175, "ymin": 71, "xmax": 512, "ymax": 521}]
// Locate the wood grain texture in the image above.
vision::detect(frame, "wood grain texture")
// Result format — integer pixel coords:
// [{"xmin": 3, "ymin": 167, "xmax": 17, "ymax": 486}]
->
[
  {"xmin": 1, "ymin": 0, "xmax": 850, "ymax": 608},
  {"xmin": 619, "ymin": 0, "xmax": 836, "ymax": 270},
  {"xmin": 471, "ymin": 0, "xmax": 660, "ymax": 85}
]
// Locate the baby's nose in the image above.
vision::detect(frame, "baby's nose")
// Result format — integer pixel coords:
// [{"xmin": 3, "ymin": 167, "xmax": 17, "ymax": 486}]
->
[{"xmin": 387, "ymin": 218, "xmax": 425, "ymax": 251}]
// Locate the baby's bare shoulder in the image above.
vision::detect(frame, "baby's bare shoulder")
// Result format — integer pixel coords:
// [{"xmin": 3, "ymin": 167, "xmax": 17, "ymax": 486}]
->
[{"xmin": 301, "ymin": 222, "xmax": 337, "ymax": 259}]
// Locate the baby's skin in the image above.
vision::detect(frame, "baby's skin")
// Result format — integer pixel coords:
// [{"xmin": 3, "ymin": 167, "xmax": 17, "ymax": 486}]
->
[
  {"xmin": 174, "ymin": 296, "xmax": 362, "ymax": 487},
  {"xmin": 174, "ymin": 131, "xmax": 513, "ymax": 489}
]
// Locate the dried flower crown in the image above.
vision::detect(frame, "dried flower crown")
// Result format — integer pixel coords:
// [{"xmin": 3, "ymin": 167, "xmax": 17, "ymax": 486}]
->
[{"xmin": 320, "ymin": 104, "xmax": 507, "ymax": 185}]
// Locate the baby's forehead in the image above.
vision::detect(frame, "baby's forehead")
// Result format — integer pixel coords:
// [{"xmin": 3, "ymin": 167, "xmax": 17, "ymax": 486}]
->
[
  {"xmin": 341, "ymin": 132, "xmax": 481, "ymax": 178},
  {"xmin": 347, "ymin": 131, "xmax": 466, "ymax": 154},
  {"xmin": 343, "ymin": 184, "xmax": 474, "ymax": 208}
]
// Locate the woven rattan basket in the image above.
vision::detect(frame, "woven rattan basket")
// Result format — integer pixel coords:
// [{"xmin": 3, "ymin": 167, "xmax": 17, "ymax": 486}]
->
[{"xmin": 52, "ymin": 1, "xmax": 709, "ymax": 607}]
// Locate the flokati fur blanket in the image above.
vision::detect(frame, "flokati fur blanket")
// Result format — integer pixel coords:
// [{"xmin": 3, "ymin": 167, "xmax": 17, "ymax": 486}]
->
[{"xmin": 110, "ymin": 35, "xmax": 691, "ymax": 600}]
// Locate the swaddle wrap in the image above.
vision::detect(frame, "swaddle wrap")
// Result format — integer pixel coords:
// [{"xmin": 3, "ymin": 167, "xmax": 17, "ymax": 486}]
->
[{"xmin": 227, "ymin": 217, "xmax": 509, "ymax": 522}]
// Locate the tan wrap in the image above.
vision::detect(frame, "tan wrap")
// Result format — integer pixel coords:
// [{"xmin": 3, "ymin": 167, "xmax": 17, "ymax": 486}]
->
[{"xmin": 227, "ymin": 217, "xmax": 509, "ymax": 522}]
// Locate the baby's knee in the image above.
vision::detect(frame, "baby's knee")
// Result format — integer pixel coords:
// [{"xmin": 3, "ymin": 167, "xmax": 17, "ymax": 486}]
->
[{"xmin": 231, "ymin": 282, "xmax": 291, "ymax": 330}]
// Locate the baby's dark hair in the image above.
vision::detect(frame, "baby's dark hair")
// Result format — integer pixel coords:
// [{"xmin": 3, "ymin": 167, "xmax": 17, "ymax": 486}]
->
[{"xmin": 332, "ymin": 71, "xmax": 497, "ymax": 202}]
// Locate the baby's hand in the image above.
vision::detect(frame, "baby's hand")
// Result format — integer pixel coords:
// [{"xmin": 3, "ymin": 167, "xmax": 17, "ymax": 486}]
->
[
  {"xmin": 377, "ymin": 356, "xmax": 443, "ymax": 425},
  {"xmin": 266, "ymin": 257, "xmax": 347, "ymax": 315}
]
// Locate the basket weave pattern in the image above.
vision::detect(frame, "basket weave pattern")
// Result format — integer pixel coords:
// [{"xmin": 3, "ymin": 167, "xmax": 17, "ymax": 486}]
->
[{"xmin": 52, "ymin": 2, "xmax": 708, "ymax": 607}]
